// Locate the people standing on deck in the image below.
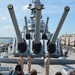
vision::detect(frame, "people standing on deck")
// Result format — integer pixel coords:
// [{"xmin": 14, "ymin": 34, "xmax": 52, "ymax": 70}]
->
[
  {"xmin": 27, "ymin": 54, "xmax": 31, "ymax": 73},
  {"xmin": 17, "ymin": 54, "xmax": 24, "ymax": 71},
  {"xmin": 3, "ymin": 46, "xmax": 8, "ymax": 58},
  {"xmin": 69, "ymin": 48, "xmax": 73, "ymax": 54},
  {"xmin": 62, "ymin": 47, "xmax": 66, "ymax": 56},
  {"xmin": 44, "ymin": 54, "xmax": 50, "ymax": 75},
  {"xmin": 4, "ymin": 46, "xmax": 8, "ymax": 53},
  {"xmin": 65, "ymin": 48, "xmax": 69, "ymax": 56},
  {"xmin": 62, "ymin": 47, "xmax": 68, "ymax": 56}
]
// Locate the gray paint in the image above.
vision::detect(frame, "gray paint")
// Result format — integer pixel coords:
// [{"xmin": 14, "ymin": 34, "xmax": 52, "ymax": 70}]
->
[
  {"xmin": 35, "ymin": 9, "xmax": 41, "ymax": 43},
  {"xmin": 8, "ymin": 4, "xmax": 23, "ymax": 43}
]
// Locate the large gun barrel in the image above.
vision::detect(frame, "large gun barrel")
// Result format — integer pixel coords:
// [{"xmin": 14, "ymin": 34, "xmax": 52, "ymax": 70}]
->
[
  {"xmin": 24, "ymin": 16, "xmax": 29, "ymax": 34},
  {"xmin": 51, "ymin": 6, "xmax": 70, "ymax": 44},
  {"xmin": 44, "ymin": 17, "xmax": 49, "ymax": 34},
  {"xmin": 32, "ymin": 7, "xmax": 42, "ymax": 54},
  {"xmin": 35, "ymin": 9, "xmax": 41, "ymax": 43},
  {"xmin": 8, "ymin": 4, "xmax": 27, "ymax": 53},
  {"xmin": 24, "ymin": 16, "xmax": 30, "ymax": 39},
  {"xmin": 8, "ymin": 4, "xmax": 22, "ymax": 43},
  {"xmin": 42, "ymin": 17, "xmax": 49, "ymax": 39},
  {"xmin": 47, "ymin": 6, "xmax": 70, "ymax": 54}
]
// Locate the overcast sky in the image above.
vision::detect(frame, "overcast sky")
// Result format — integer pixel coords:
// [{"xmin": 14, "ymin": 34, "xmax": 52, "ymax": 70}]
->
[{"xmin": 0, "ymin": 0, "xmax": 75, "ymax": 37}]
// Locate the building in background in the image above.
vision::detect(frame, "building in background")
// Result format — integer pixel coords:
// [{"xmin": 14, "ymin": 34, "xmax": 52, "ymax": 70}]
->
[{"xmin": 60, "ymin": 34, "xmax": 75, "ymax": 47}]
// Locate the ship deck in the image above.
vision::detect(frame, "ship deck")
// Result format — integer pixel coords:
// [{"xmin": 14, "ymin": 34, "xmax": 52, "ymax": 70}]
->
[{"xmin": 0, "ymin": 52, "xmax": 75, "ymax": 75}]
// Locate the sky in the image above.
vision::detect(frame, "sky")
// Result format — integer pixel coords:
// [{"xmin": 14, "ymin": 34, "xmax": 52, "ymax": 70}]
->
[{"xmin": 0, "ymin": 0, "xmax": 75, "ymax": 37}]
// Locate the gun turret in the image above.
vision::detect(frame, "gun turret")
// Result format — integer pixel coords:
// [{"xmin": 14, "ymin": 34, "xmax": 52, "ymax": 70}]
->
[
  {"xmin": 32, "ymin": 6, "xmax": 42, "ymax": 54},
  {"xmin": 47, "ymin": 6, "xmax": 70, "ymax": 54},
  {"xmin": 7, "ymin": 0, "xmax": 70, "ymax": 57},
  {"xmin": 8, "ymin": 4, "xmax": 27, "ymax": 53}
]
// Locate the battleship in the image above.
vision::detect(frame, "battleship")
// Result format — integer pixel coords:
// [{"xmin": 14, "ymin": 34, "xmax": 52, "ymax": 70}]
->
[
  {"xmin": 1, "ymin": 0, "xmax": 75, "ymax": 75},
  {"xmin": 0, "ymin": 0, "xmax": 71, "ymax": 65},
  {"xmin": 6, "ymin": 0, "xmax": 70, "ymax": 57}
]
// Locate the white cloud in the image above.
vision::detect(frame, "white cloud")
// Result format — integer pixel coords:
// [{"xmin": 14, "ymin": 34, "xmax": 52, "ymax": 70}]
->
[
  {"xmin": 21, "ymin": 4, "xmax": 30, "ymax": 17},
  {"xmin": 22, "ymin": 4, "xmax": 29, "ymax": 10},
  {"xmin": 2, "ymin": 16, "xmax": 7, "ymax": 20}
]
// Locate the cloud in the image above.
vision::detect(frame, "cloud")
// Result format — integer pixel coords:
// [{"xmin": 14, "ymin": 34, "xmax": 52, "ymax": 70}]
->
[
  {"xmin": 21, "ymin": 4, "xmax": 30, "ymax": 17},
  {"xmin": 2, "ymin": 16, "xmax": 7, "ymax": 20},
  {"xmin": 22, "ymin": 4, "xmax": 29, "ymax": 10}
]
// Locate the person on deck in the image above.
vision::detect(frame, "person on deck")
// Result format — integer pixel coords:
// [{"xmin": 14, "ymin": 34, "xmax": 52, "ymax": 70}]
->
[
  {"xmin": 17, "ymin": 54, "xmax": 24, "ymax": 71},
  {"xmin": 27, "ymin": 54, "xmax": 31, "ymax": 73},
  {"xmin": 44, "ymin": 54, "xmax": 50, "ymax": 75}
]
